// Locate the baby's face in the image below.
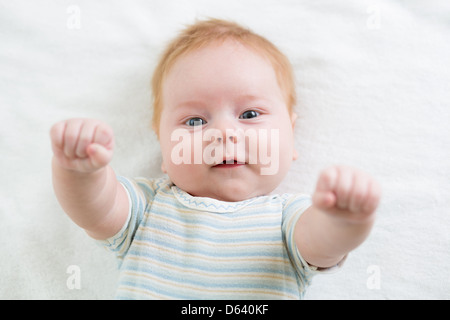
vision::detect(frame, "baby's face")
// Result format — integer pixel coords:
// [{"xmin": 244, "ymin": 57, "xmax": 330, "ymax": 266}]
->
[{"xmin": 158, "ymin": 41, "xmax": 297, "ymax": 201}]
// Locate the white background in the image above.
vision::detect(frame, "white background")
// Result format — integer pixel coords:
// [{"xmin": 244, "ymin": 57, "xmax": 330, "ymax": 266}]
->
[{"xmin": 1, "ymin": 0, "xmax": 449, "ymax": 299}]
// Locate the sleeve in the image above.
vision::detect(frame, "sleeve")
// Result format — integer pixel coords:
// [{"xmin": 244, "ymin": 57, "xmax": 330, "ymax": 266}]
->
[
  {"xmin": 96, "ymin": 176, "xmax": 159, "ymax": 263},
  {"xmin": 282, "ymin": 194, "xmax": 345, "ymax": 288}
]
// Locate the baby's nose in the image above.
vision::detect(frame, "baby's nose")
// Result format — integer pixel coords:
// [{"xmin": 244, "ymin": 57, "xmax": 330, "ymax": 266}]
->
[
  {"xmin": 216, "ymin": 134, "xmax": 237, "ymax": 144},
  {"xmin": 227, "ymin": 133, "xmax": 238, "ymax": 144},
  {"xmin": 213, "ymin": 117, "xmax": 242, "ymax": 144},
  {"xmin": 217, "ymin": 129, "xmax": 239, "ymax": 144}
]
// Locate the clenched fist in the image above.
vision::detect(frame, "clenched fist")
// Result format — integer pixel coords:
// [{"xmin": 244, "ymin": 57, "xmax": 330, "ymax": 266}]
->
[
  {"xmin": 50, "ymin": 118, "xmax": 114, "ymax": 173},
  {"xmin": 312, "ymin": 166, "xmax": 381, "ymax": 223}
]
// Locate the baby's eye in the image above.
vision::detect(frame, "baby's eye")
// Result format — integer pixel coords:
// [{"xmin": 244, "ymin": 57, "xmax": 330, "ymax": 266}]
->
[
  {"xmin": 186, "ymin": 117, "xmax": 207, "ymax": 126},
  {"xmin": 240, "ymin": 110, "xmax": 260, "ymax": 120}
]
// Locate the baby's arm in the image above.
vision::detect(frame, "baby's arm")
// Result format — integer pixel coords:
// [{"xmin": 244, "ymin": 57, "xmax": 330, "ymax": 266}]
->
[
  {"xmin": 295, "ymin": 166, "xmax": 381, "ymax": 268},
  {"xmin": 50, "ymin": 119, "xmax": 129, "ymax": 240}
]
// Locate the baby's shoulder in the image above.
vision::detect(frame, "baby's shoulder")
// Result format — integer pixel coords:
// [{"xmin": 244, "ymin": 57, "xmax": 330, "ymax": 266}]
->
[
  {"xmin": 270, "ymin": 193, "xmax": 311, "ymax": 211},
  {"xmin": 118, "ymin": 175, "xmax": 173, "ymax": 200},
  {"xmin": 134, "ymin": 176, "xmax": 172, "ymax": 190}
]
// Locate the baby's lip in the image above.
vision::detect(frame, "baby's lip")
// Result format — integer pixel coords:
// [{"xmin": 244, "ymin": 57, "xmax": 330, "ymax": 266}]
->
[{"xmin": 213, "ymin": 159, "xmax": 247, "ymax": 166}]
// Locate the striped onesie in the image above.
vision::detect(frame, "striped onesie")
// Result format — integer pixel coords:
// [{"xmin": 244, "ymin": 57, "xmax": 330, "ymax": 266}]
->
[{"xmin": 99, "ymin": 176, "xmax": 328, "ymax": 299}]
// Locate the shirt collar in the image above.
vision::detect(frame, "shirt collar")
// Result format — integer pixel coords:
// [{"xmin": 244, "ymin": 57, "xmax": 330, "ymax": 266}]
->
[{"xmin": 171, "ymin": 185, "xmax": 257, "ymax": 213}]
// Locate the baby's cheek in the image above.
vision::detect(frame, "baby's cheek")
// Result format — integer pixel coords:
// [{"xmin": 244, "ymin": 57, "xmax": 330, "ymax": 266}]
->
[{"xmin": 276, "ymin": 128, "xmax": 295, "ymax": 169}]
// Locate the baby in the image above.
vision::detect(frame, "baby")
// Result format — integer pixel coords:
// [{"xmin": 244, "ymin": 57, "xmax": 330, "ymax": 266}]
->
[{"xmin": 50, "ymin": 19, "xmax": 381, "ymax": 299}]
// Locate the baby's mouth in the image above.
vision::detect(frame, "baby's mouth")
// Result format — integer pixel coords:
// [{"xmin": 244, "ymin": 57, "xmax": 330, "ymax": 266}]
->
[{"xmin": 213, "ymin": 159, "xmax": 246, "ymax": 168}]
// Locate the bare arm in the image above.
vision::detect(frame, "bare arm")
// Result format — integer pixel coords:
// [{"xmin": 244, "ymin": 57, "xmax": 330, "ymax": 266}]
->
[
  {"xmin": 50, "ymin": 119, "xmax": 129, "ymax": 240},
  {"xmin": 295, "ymin": 166, "xmax": 381, "ymax": 268}
]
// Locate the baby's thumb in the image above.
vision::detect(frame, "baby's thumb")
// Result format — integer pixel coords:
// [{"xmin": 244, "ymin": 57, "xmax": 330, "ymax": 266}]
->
[
  {"xmin": 86, "ymin": 143, "xmax": 113, "ymax": 169},
  {"xmin": 312, "ymin": 191, "xmax": 336, "ymax": 211}
]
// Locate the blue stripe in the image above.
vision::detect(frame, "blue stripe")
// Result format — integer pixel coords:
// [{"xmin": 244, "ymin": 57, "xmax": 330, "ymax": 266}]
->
[
  {"xmin": 127, "ymin": 239, "xmax": 287, "ymax": 259},
  {"xmin": 135, "ymin": 229, "xmax": 281, "ymax": 244},
  {"xmin": 148, "ymin": 205, "xmax": 282, "ymax": 230},
  {"xmin": 124, "ymin": 251, "xmax": 294, "ymax": 277},
  {"xmin": 120, "ymin": 266, "xmax": 299, "ymax": 295}
]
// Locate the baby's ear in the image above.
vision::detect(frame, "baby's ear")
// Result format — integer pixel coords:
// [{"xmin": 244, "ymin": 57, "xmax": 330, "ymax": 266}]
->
[
  {"xmin": 152, "ymin": 124, "xmax": 160, "ymax": 140},
  {"xmin": 293, "ymin": 149, "xmax": 299, "ymax": 161},
  {"xmin": 291, "ymin": 112, "xmax": 298, "ymax": 129},
  {"xmin": 291, "ymin": 112, "xmax": 298, "ymax": 161}
]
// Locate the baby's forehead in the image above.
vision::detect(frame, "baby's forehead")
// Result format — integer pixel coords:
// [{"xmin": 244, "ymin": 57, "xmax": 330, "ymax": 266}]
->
[
  {"xmin": 166, "ymin": 43, "xmax": 281, "ymax": 96},
  {"xmin": 165, "ymin": 45, "xmax": 282, "ymax": 99},
  {"xmin": 172, "ymin": 39, "xmax": 274, "ymax": 69}
]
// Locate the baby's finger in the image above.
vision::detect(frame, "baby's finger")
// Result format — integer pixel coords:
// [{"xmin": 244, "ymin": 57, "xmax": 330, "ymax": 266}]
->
[
  {"xmin": 335, "ymin": 167, "xmax": 354, "ymax": 210},
  {"xmin": 312, "ymin": 191, "xmax": 336, "ymax": 211},
  {"xmin": 75, "ymin": 121, "xmax": 98, "ymax": 158},
  {"xmin": 315, "ymin": 167, "xmax": 338, "ymax": 194},
  {"xmin": 362, "ymin": 180, "xmax": 382, "ymax": 214},
  {"xmin": 86, "ymin": 143, "xmax": 113, "ymax": 169},
  {"xmin": 63, "ymin": 119, "xmax": 84, "ymax": 158},
  {"xmin": 348, "ymin": 173, "xmax": 369, "ymax": 213},
  {"xmin": 50, "ymin": 121, "xmax": 66, "ymax": 152},
  {"xmin": 93, "ymin": 123, "xmax": 114, "ymax": 150}
]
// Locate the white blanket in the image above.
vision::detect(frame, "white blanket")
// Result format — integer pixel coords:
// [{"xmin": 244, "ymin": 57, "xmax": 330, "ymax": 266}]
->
[{"xmin": 1, "ymin": 0, "xmax": 449, "ymax": 299}]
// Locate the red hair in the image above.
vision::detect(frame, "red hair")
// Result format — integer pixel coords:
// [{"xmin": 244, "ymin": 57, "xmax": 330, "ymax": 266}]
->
[{"xmin": 151, "ymin": 18, "xmax": 296, "ymax": 136}]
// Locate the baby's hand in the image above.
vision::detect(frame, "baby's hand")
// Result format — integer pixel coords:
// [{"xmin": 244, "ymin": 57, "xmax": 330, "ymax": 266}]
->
[
  {"xmin": 50, "ymin": 118, "xmax": 114, "ymax": 173},
  {"xmin": 312, "ymin": 166, "xmax": 381, "ymax": 223}
]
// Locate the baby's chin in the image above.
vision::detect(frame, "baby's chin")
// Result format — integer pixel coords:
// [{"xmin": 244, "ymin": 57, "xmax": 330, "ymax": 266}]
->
[
  {"xmin": 191, "ymin": 189, "xmax": 265, "ymax": 203},
  {"xmin": 208, "ymin": 189, "xmax": 263, "ymax": 202},
  {"xmin": 179, "ymin": 178, "xmax": 279, "ymax": 202},
  {"xmin": 166, "ymin": 162, "xmax": 291, "ymax": 202}
]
